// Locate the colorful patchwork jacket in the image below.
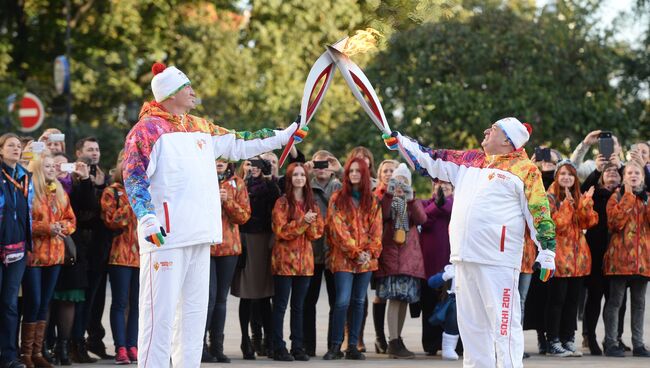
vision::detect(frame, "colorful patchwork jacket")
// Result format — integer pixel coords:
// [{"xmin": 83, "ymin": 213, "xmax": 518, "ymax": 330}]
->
[
  {"xmin": 326, "ymin": 191, "xmax": 383, "ymax": 273},
  {"xmin": 396, "ymin": 134, "xmax": 556, "ymax": 270},
  {"xmin": 211, "ymin": 175, "xmax": 250, "ymax": 257},
  {"xmin": 29, "ymin": 189, "xmax": 76, "ymax": 267},
  {"xmin": 604, "ymin": 190, "xmax": 650, "ymax": 277},
  {"xmin": 122, "ymin": 102, "xmax": 290, "ymax": 253},
  {"xmin": 521, "ymin": 230, "xmax": 537, "ymax": 274},
  {"xmin": 271, "ymin": 196, "xmax": 324, "ymax": 276},
  {"xmin": 101, "ymin": 183, "xmax": 139, "ymax": 268},
  {"xmin": 547, "ymin": 192, "xmax": 598, "ymax": 277}
]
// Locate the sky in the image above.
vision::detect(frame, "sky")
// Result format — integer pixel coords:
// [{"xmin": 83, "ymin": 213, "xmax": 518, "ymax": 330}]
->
[{"xmin": 538, "ymin": 0, "xmax": 646, "ymax": 46}]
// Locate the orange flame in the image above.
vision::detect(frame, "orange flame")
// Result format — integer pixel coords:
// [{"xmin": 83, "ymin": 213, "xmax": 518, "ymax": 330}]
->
[{"xmin": 341, "ymin": 28, "xmax": 383, "ymax": 56}]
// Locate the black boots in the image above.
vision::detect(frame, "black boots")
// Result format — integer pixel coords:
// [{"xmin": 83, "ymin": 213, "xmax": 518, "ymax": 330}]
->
[
  {"xmin": 209, "ymin": 334, "xmax": 230, "ymax": 363},
  {"xmin": 387, "ymin": 338, "xmax": 415, "ymax": 359},
  {"xmin": 372, "ymin": 302, "xmax": 387, "ymax": 354},
  {"xmin": 345, "ymin": 346, "xmax": 365, "ymax": 360},
  {"xmin": 323, "ymin": 343, "xmax": 343, "ymax": 360},
  {"xmin": 273, "ymin": 347, "xmax": 294, "ymax": 361},
  {"xmin": 54, "ymin": 339, "xmax": 71, "ymax": 366},
  {"xmin": 241, "ymin": 336, "xmax": 256, "ymax": 360},
  {"xmin": 69, "ymin": 340, "xmax": 97, "ymax": 363}
]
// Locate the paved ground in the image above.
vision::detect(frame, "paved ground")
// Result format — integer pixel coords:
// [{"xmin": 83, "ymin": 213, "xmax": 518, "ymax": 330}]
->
[{"xmin": 82, "ymin": 284, "xmax": 649, "ymax": 367}]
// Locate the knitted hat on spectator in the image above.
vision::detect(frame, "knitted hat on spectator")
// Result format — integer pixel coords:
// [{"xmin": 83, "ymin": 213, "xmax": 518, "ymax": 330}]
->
[
  {"xmin": 151, "ymin": 63, "xmax": 191, "ymax": 102},
  {"xmin": 495, "ymin": 117, "xmax": 532, "ymax": 150},
  {"xmin": 391, "ymin": 163, "xmax": 412, "ymax": 186}
]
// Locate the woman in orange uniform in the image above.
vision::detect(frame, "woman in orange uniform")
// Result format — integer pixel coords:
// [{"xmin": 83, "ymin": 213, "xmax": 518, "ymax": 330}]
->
[
  {"xmin": 101, "ymin": 151, "xmax": 139, "ymax": 364},
  {"xmin": 204, "ymin": 160, "xmax": 251, "ymax": 363},
  {"xmin": 271, "ymin": 162, "xmax": 324, "ymax": 361},
  {"xmin": 323, "ymin": 158, "xmax": 382, "ymax": 361},
  {"xmin": 22, "ymin": 152, "xmax": 76, "ymax": 368},
  {"xmin": 544, "ymin": 160, "xmax": 598, "ymax": 357},
  {"xmin": 602, "ymin": 162, "xmax": 650, "ymax": 357}
]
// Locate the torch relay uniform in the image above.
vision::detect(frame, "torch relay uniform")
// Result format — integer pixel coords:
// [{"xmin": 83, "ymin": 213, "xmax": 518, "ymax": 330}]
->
[
  {"xmin": 123, "ymin": 79, "xmax": 293, "ymax": 367},
  {"xmin": 100, "ymin": 183, "xmax": 140, "ymax": 362},
  {"xmin": 394, "ymin": 123, "xmax": 556, "ymax": 368}
]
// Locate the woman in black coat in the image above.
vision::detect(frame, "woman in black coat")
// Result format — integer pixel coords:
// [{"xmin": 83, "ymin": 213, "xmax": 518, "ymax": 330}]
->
[{"xmin": 231, "ymin": 160, "xmax": 280, "ymax": 359}]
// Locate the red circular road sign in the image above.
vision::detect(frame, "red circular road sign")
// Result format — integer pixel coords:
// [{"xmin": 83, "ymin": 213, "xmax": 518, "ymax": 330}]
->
[{"xmin": 9, "ymin": 92, "xmax": 45, "ymax": 133}]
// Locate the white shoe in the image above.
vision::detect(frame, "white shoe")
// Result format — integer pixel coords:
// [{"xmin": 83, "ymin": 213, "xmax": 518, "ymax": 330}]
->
[{"xmin": 442, "ymin": 333, "xmax": 459, "ymax": 361}]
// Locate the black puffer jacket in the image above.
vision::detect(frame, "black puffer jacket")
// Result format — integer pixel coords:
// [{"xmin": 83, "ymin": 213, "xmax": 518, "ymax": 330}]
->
[{"xmin": 240, "ymin": 176, "xmax": 280, "ymax": 234}]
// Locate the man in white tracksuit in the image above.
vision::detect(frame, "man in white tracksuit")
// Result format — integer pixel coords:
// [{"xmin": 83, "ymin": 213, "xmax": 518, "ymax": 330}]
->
[
  {"xmin": 122, "ymin": 63, "xmax": 300, "ymax": 367},
  {"xmin": 387, "ymin": 118, "xmax": 557, "ymax": 368}
]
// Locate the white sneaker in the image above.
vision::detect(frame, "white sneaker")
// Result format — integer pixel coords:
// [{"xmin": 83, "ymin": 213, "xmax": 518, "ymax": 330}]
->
[{"xmin": 562, "ymin": 340, "xmax": 583, "ymax": 357}]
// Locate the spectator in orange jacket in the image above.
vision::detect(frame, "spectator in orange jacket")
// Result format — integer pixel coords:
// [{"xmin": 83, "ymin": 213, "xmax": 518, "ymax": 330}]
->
[
  {"xmin": 323, "ymin": 157, "xmax": 382, "ymax": 361},
  {"xmin": 602, "ymin": 162, "xmax": 650, "ymax": 357},
  {"xmin": 270, "ymin": 162, "xmax": 324, "ymax": 361},
  {"xmin": 100, "ymin": 150, "xmax": 139, "ymax": 364},
  {"xmin": 203, "ymin": 160, "xmax": 251, "ymax": 363},
  {"xmin": 544, "ymin": 160, "xmax": 598, "ymax": 357},
  {"xmin": 22, "ymin": 152, "xmax": 76, "ymax": 367}
]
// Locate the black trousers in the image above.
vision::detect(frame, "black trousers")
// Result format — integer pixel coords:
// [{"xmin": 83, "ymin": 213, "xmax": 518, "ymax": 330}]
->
[
  {"xmin": 303, "ymin": 265, "xmax": 336, "ymax": 351},
  {"xmin": 545, "ymin": 277, "xmax": 582, "ymax": 341},
  {"xmin": 421, "ymin": 279, "xmax": 444, "ymax": 352}
]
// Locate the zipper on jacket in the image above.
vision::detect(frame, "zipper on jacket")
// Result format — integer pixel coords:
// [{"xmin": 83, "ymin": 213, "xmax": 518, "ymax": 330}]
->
[
  {"xmin": 500, "ymin": 225, "xmax": 506, "ymax": 252},
  {"xmin": 163, "ymin": 202, "xmax": 170, "ymax": 233},
  {"xmin": 623, "ymin": 206, "xmax": 643, "ymax": 272}
]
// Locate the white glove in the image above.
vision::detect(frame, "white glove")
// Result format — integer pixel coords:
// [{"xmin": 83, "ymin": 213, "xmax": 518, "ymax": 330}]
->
[
  {"xmin": 138, "ymin": 214, "xmax": 166, "ymax": 247},
  {"xmin": 276, "ymin": 122, "xmax": 298, "ymax": 146},
  {"xmin": 533, "ymin": 249, "xmax": 555, "ymax": 282},
  {"xmin": 442, "ymin": 264, "xmax": 455, "ymax": 281}
]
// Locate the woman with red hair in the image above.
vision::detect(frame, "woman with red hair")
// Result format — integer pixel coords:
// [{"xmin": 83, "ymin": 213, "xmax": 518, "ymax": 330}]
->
[
  {"xmin": 271, "ymin": 163, "xmax": 324, "ymax": 361},
  {"xmin": 323, "ymin": 158, "xmax": 382, "ymax": 360},
  {"xmin": 544, "ymin": 160, "xmax": 598, "ymax": 357}
]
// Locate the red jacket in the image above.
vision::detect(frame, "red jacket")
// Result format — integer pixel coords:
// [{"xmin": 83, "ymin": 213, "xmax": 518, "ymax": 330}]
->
[{"xmin": 375, "ymin": 193, "xmax": 427, "ymax": 279}]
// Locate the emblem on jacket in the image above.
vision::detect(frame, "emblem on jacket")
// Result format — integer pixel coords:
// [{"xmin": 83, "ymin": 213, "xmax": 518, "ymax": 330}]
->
[
  {"xmin": 196, "ymin": 138, "xmax": 206, "ymax": 150},
  {"xmin": 488, "ymin": 172, "xmax": 510, "ymax": 182}
]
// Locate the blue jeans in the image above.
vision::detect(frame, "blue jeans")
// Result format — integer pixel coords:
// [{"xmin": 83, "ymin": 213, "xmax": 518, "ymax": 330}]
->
[
  {"xmin": 272, "ymin": 275, "xmax": 311, "ymax": 351},
  {"xmin": 331, "ymin": 271, "xmax": 372, "ymax": 347},
  {"xmin": 0, "ymin": 257, "xmax": 26, "ymax": 362},
  {"xmin": 108, "ymin": 265, "xmax": 139, "ymax": 349},
  {"xmin": 443, "ymin": 296, "xmax": 459, "ymax": 335},
  {"xmin": 206, "ymin": 256, "xmax": 238, "ymax": 336},
  {"xmin": 518, "ymin": 273, "xmax": 532, "ymax": 325},
  {"xmin": 22, "ymin": 265, "xmax": 61, "ymax": 322}
]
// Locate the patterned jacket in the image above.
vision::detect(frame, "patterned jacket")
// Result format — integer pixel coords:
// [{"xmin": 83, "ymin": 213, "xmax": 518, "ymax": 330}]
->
[
  {"xmin": 271, "ymin": 196, "xmax": 324, "ymax": 276},
  {"xmin": 548, "ymin": 192, "xmax": 598, "ymax": 277},
  {"xmin": 211, "ymin": 175, "xmax": 250, "ymax": 257},
  {"xmin": 521, "ymin": 230, "xmax": 537, "ymax": 274},
  {"xmin": 122, "ymin": 101, "xmax": 290, "ymax": 253},
  {"xmin": 101, "ymin": 183, "xmax": 139, "ymax": 268},
  {"xmin": 326, "ymin": 191, "xmax": 382, "ymax": 273},
  {"xmin": 29, "ymin": 189, "xmax": 76, "ymax": 267},
  {"xmin": 396, "ymin": 134, "xmax": 556, "ymax": 270},
  {"xmin": 604, "ymin": 190, "xmax": 650, "ymax": 277}
]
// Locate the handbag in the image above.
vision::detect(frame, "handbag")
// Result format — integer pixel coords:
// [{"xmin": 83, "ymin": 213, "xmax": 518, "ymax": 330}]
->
[
  {"xmin": 428, "ymin": 294, "xmax": 455, "ymax": 327},
  {"xmin": 63, "ymin": 236, "xmax": 77, "ymax": 266}
]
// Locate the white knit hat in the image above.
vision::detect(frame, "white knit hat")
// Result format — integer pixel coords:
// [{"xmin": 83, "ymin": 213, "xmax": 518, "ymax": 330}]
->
[
  {"xmin": 151, "ymin": 63, "xmax": 191, "ymax": 102},
  {"xmin": 495, "ymin": 117, "xmax": 531, "ymax": 150},
  {"xmin": 391, "ymin": 163, "xmax": 412, "ymax": 186}
]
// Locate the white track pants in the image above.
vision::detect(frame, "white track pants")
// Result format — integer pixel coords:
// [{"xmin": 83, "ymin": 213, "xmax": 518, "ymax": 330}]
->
[
  {"xmin": 137, "ymin": 244, "xmax": 210, "ymax": 368},
  {"xmin": 455, "ymin": 262, "xmax": 523, "ymax": 368}
]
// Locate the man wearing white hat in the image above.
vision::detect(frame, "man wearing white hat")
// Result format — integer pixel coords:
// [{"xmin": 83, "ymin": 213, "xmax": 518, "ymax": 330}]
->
[
  {"xmin": 384, "ymin": 118, "xmax": 557, "ymax": 368},
  {"xmin": 123, "ymin": 63, "xmax": 304, "ymax": 367}
]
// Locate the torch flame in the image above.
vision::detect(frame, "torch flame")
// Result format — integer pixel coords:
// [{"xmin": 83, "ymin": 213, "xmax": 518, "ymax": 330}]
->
[{"xmin": 341, "ymin": 28, "xmax": 383, "ymax": 56}]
